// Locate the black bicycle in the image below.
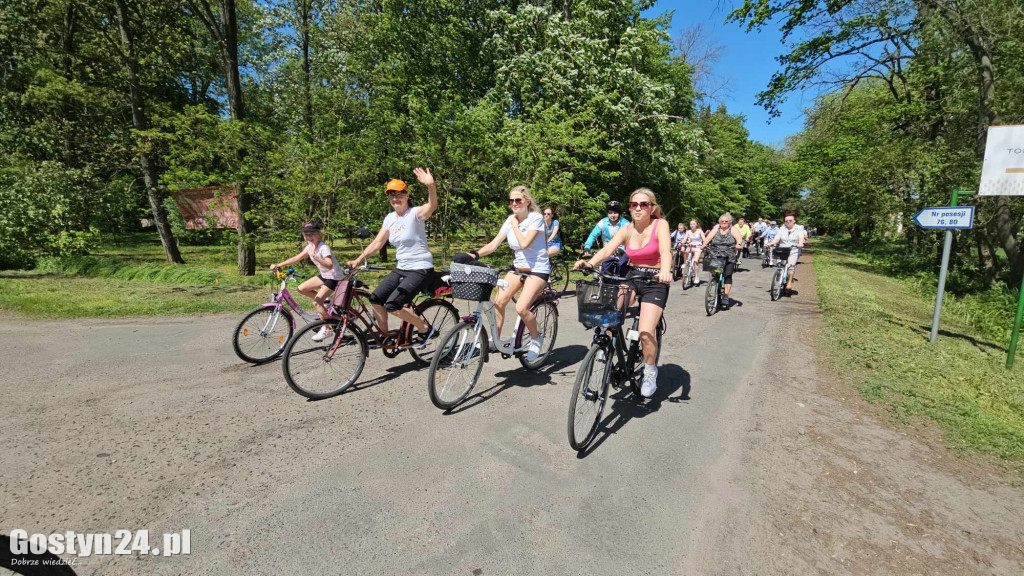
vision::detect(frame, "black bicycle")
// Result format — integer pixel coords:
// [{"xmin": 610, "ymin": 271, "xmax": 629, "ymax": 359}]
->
[
  {"xmin": 703, "ymin": 246, "xmax": 733, "ymax": 316},
  {"xmin": 567, "ymin": 267, "xmax": 667, "ymax": 451}
]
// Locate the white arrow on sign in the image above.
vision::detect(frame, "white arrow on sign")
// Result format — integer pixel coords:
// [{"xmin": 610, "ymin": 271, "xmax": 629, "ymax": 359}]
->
[{"xmin": 912, "ymin": 206, "xmax": 975, "ymax": 229}]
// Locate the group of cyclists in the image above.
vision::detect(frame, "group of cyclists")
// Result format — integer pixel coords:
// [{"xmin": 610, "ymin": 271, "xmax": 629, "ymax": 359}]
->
[{"xmin": 268, "ymin": 169, "xmax": 809, "ymax": 401}]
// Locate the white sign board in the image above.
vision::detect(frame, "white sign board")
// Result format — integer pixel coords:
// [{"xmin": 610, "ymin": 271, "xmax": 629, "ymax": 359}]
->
[
  {"xmin": 980, "ymin": 125, "xmax": 1024, "ymax": 195},
  {"xmin": 913, "ymin": 206, "xmax": 974, "ymax": 229}
]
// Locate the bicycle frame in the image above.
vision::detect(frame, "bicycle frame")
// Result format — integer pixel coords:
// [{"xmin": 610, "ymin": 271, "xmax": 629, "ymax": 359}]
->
[{"xmin": 258, "ymin": 274, "xmax": 319, "ymax": 333}]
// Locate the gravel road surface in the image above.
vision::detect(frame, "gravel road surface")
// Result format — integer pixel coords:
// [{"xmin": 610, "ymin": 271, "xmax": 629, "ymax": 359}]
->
[{"xmin": 3, "ymin": 252, "xmax": 1021, "ymax": 575}]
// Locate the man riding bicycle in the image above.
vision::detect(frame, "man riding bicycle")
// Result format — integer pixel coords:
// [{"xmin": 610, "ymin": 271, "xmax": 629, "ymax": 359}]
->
[
  {"xmin": 736, "ymin": 217, "xmax": 752, "ymax": 262},
  {"xmin": 763, "ymin": 221, "xmax": 779, "ymax": 265},
  {"xmin": 766, "ymin": 212, "xmax": 807, "ymax": 292},
  {"xmin": 583, "ymin": 200, "xmax": 630, "ymax": 274}
]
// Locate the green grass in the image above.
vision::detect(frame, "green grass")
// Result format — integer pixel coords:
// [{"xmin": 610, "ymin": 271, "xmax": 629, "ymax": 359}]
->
[
  {"xmin": 0, "ymin": 232, "xmax": 584, "ymax": 318},
  {"xmin": 814, "ymin": 241, "xmax": 1024, "ymax": 463}
]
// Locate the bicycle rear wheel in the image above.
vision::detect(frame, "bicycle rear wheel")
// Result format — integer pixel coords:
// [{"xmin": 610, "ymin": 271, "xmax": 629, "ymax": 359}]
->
[
  {"xmin": 232, "ymin": 306, "xmax": 294, "ymax": 364},
  {"xmin": 518, "ymin": 300, "xmax": 558, "ymax": 370},
  {"xmin": 704, "ymin": 273, "xmax": 720, "ymax": 316},
  {"xmin": 568, "ymin": 343, "xmax": 611, "ymax": 451},
  {"xmin": 282, "ymin": 319, "xmax": 367, "ymax": 399},
  {"xmin": 551, "ymin": 259, "xmax": 571, "ymax": 296},
  {"xmin": 427, "ymin": 321, "xmax": 486, "ymax": 409},
  {"xmin": 408, "ymin": 299, "xmax": 460, "ymax": 366},
  {"xmin": 770, "ymin": 268, "xmax": 783, "ymax": 301}
]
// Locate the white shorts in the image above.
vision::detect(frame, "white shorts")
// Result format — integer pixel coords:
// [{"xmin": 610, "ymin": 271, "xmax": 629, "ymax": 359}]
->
[{"xmin": 786, "ymin": 248, "xmax": 800, "ymax": 269}]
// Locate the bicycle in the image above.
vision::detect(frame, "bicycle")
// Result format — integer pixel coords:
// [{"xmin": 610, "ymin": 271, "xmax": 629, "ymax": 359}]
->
[
  {"xmin": 546, "ymin": 252, "xmax": 573, "ymax": 296},
  {"xmin": 761, "ymin": 243, "xmax": 772, "ymax": 268},
  {"xmin": 426, "ymin": 262, "xmax": 560, "ymax": 410},
  {"xmin": 281, "ymin": 264, "xmax": 459, "ymax": 399},
  {"xmin": 769, "ymin": 247, "xmax": 794, "ymax": 301},
  {"xmin": 232, "ymin": 267, "xmax": 319, "ymax": 364},
  {"xmin": 680, "ymin": 242, "xmax": 701, "ymax": 290},
  {"xmin": 703, "ymin": 246, "xmax": 733, "ymax": 316},
  {"xmin": 567, "ymin": 266, "xmax": 667, "ymax": 451}
]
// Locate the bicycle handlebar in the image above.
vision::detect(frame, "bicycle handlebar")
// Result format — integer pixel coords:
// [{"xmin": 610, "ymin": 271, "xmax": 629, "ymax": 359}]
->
[{"xmin": 578, "ymin": 264, "xmax": 661, "ymax": 285}]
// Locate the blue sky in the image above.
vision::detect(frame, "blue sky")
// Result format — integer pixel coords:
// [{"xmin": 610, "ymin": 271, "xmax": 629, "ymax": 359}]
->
[{"xmin": 647, "ymin": 0, "xmax": 813, "ymax": 146}]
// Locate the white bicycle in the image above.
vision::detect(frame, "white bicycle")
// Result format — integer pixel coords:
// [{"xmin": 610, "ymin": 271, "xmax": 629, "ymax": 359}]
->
[{"xmin": 426, "ymin": 262, "xmax": 559, "ymax": 410}]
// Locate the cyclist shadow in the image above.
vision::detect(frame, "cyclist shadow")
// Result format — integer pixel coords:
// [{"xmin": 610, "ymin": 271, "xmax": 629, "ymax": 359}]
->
[
  {"xmin": 576, "ymin": 363, "xmax": 691, "ymax": 458},
  {"xmin": 444, "ymin": 344, "xmax": 589, "ymax": 415},
  {"xmin": 305, "ymin": 361, "xmax": 422, "ymax": 401}
]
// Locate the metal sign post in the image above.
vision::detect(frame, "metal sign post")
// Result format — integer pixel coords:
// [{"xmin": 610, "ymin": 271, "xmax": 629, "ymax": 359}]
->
[{"xmin": 922, "ymin": 191, "xmax": 975, "ymax": 343}]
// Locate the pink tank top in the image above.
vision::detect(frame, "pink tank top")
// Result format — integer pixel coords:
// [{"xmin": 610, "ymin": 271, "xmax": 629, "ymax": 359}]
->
[{"xmin": 625, "ymin": 219, "xmax": 660, "ymax": 266}]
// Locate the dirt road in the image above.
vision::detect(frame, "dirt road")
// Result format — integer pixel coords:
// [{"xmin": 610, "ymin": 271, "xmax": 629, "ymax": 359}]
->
[{"xmin": 2, "ymin": 252, "xmax": 1021, "ymax": 575}]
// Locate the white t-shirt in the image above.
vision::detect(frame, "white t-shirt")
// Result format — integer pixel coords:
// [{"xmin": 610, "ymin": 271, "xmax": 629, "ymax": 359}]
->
[
  {"xmin": 500, "ymin": 212, "xmax": 551, "ymax": 273},
  {"xmin": 305, "ymin": 241, "xmax": 342, "ymax": 280},
  {"xmin": 383, "ymin": 205, "xmax": 434, "ymax": 270},
  {"xmin": 775, "ymin": 225, "xmax": 806, "ymax": 249}
]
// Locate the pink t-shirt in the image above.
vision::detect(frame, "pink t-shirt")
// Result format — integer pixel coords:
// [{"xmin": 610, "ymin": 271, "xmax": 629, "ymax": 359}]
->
[{"xmin": 305, "ymin": 242, "xmax": 342, "ymax": 280}]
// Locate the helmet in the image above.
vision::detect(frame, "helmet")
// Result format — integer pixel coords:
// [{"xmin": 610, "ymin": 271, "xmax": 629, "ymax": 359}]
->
[
  {"xmin": 385, "ymin": 179, "xmax": 408, "ymax": 193},
  {"xmin": 606, "ymin": 201, "xmax": 623, "ymax": 213}
]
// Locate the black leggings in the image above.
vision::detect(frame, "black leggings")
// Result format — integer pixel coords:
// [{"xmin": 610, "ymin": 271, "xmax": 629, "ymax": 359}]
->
[{"xmin": 722, "ymin": 261, "xmax": 735, "ymax": 285}]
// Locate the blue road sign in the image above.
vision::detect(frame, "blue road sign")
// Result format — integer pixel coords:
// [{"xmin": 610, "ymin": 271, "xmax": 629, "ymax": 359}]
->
[{"xmin": 913, "ymin": 206, "xmax": 974, "ymax": 229}]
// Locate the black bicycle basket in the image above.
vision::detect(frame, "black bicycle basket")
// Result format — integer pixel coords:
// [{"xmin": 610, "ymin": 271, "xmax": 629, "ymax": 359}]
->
[
  {"xmin": 576, "ymin": 279, "xmax": 633, "ymax": 329},
  {"xmin": 703, "ymin": 248, "xmax": 732, "ymax": 272},
  {"xmin": 772, "ymin": 247, "xmax": 792, "ymax": 261},
  {"xmin": 449, "ymin": 262, "xmax": 499, "ymax": 301}
]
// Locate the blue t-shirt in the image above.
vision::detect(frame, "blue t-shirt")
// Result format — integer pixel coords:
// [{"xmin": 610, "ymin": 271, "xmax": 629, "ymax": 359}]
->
[{"xmin": 545, "ymin": 219, "xmax": 562, "ymax": 244}]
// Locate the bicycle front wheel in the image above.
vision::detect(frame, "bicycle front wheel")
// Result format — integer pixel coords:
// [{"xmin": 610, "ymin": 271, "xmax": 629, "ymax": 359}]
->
[
  {"xmin": 408, "ymin": 299, "xmax": 460, "ymax": 366},
  {"xmin": 704, "ymin": 273, "xmax": 719, "ymax": 316},
  {"xmin": 770, "ymin": 268, "xmax": 783, "ymax": 301},
  {"xmin": 518, "ymin": 300, "xmax": 559, "ymax": 370},
  {"xmin": 568, "ymin": 344, "xmax": 611, "ymax": 451},
  {"xmin": 427, "ymin": 322, "xmax": 486, "ymax": 409},
  {"xmin": 282, "ymin": 319, "xmax": 367, "ymax": 399},
  {"xmin": 233, "ymin": 306, "xmax": 294, "ymax": 364}
]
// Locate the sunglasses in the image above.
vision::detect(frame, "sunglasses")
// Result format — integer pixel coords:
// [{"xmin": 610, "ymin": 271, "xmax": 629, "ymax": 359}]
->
[
  {"xmin": 630, "ymin": 201, "xmax": 652, "ymax": 210},
  {"xmin": 544, "ymin": 212, "xmax": 552, "ymax": 216},
  {"xmin": 386, "ymin": 190, "xmax": 407, "ymax": 197},
  {"xmin": 508, "ymin": 198, "xmax": 524, "ymax": 206}
]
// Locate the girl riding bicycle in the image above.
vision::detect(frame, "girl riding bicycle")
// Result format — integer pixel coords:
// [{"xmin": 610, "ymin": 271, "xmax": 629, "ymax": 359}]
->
[
  {"xmin": 574, "ymin": 188, "xmax": 672, "ymax": 398},
  {"xmin": 467, "ymin": 185, "xmax": 550, "ymax": 362},
  {"xmin": 269, "ymin": 222, "xmax": 341, "ymax": 341},
  {"xmin": 543, "ymin": 207, "xmax": 562, "ymax": 258},
  {"xmin": 347, "ymin": 167, "xmax": 439, "ymax": 345},
  {"xmin": 684, "ymin": 219, "xmax": 705, "ymax": 269}
]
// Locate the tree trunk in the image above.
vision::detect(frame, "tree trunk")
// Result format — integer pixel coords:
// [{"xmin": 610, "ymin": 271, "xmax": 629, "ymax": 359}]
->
[
  {"xmin": 62, "ymin": 2, "xmax": 77, "ymax": 168},
  {"xmin": 114, "ymin": 0, "xmax": 185, "ymax": 265},
  {"xmin": 196, "ymin": 0, "xmax": 256, "ymax": 274},
  {"xmin": 300, "ymin": 0, "xmax": 313, "ymax": 141}
]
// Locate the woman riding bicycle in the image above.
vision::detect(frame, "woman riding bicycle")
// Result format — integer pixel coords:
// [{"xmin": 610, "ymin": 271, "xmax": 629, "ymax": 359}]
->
[
  {"xmin": 467, "ymin": 185, "xmax": 550, "ymax": 362},
  {"xmin": 766, "ymin": 211, "xmax": 807, "ymax": 292},
  {"xmin": 574, "ymin": 188, "xmax": 672, "ymax": 398},
  {"xmin": 543, "ymin": 207, "xmax": 562, "ymax": 258},
  {"xmin": 269, "ymin": 222, "xmax": 342, "ymax": 341},
  {"xmin": 347, "ymin": 167, "xmax": 439, "ymax": 345},
  {"xmin": 703, "ymin": 213, "xmax": 744, "ymax": 307}
]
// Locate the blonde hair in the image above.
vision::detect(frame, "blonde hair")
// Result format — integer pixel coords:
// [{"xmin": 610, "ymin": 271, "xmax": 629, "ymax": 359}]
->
[
  {"xmin": 630, "ymin": 187, "xmax": 662, "ymax": 219},
  {"xmin": 509, "ymin": 185, "xmax": 540, "ymax": 213}
]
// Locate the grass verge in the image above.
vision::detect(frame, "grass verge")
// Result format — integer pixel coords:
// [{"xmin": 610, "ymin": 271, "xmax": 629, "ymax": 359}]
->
[{"xmin": 814, "ymin": 242, "xmax": 1023, "ymax": 462}]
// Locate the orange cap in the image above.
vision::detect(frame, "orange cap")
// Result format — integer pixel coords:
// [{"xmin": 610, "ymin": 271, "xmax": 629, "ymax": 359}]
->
[{"xmin": 385, "ymin": 179, "xmax": 408, "ymax": 193}]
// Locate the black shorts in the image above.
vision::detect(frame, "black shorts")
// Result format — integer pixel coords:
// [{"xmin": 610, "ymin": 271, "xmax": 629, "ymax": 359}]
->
[
  {"xmin": 626, "ymin": 268, "xmax": 668, "ymax": 310},
  {"xmin": 317, "ymin": 274, "xmax": 340, "ymax": 290},
  {"xmin": 520, "ymin": 271, "xmax": 549, "ymax": 282},
  {"xmin": 370, "ymin": 268, "xmax": 432, "ymax": 312}
]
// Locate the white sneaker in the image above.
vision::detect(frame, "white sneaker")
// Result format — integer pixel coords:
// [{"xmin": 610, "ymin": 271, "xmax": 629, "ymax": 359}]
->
[
  {"xmin": 597, "ymin": 349, "xmax": 606, "ymax": 362},
  {"xmin": 526, "ymin": 335, "xmax": 544, "ymax": 362},
  {"xmin": 641, "ymin": 364, "xmax": 658, "ymax": 398},
  {"xmin": 311, "ymin": 325, "xmax": 332, "ymax": 342}
]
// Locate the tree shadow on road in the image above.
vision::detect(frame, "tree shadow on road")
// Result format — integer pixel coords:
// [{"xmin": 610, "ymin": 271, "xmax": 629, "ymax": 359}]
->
[
  {"xmin": 443, "ymin": 344, "xmax": 588, "ymax": 415},
  {"xmin": 576, "ymin": 363, "xmax": 691, "ymax": 458}
]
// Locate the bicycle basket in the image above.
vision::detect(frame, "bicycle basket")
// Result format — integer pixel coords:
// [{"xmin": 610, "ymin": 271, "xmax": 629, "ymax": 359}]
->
[
  {"xmin": 703, "ymin": 250, "xmax": 730, "ymax": 272},
  {"xmin": 772, "ymin": 247, "xmax": 792, "ymax": 260},
  {"xmin": 576, "ymin": 280, "xmax": 632, "ymax": 329},
  {"xmin": 449, "ymin": 262, "xmax": 500, "ymax": 301},
  {"xmin": 329, "ymin": 280, "xmax": 354, "ymax": 310}
]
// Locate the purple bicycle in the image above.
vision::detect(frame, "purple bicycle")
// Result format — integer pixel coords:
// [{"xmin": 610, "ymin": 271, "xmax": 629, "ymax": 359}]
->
[{"xmin": 232, "ymin": 267, "xmax": 320, "ymax": 364}]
